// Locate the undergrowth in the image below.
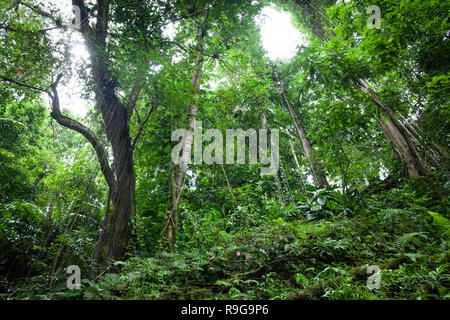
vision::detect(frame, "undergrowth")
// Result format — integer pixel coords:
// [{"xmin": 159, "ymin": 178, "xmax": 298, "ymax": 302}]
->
[{"xmin": 2, "ymin": 183, "xmax": 449, "ymax": 300}]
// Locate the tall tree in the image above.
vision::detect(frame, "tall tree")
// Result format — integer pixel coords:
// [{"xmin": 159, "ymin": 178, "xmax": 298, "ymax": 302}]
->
[
  {"xmin": 277, "ymin": 0, "xmax": 436, "ymax": 178},
  {"xmin": 161, "ymin": 0, "xmax": 266, "ymax": 246},
  {"xmin": 0, "ymin": 0, "xmax": 172, "ymax": 261},
  {"xmin": 161, "ymin": 2, "xmax": 207, "ymax": 246},
  {"xmin": 279, "ymin": 88, "xmax": 329, "ymax": 187}
]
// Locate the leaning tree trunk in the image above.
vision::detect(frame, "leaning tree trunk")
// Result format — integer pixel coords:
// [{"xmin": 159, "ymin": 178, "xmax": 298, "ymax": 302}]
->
[
  {"xmin": 377, "ymin": 115, "xmax": 422, "ymax": 177},
  {"xmin": 161, "ymin": 19, "xmax": 205, "ymax": 246},
  {"xmin": 359, "ymin": 80, "xmax": 430, "ymax": 178},
  {"xmin": 281, "ymin": 89, "xmax": 329, "ymax": 187}
]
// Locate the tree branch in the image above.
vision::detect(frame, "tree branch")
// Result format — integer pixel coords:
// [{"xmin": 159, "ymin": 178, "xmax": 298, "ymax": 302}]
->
[
  {"xmin": 161, "ymin": 40, "xmax": 192, "ymax": 54},
  {"xmin": 131, "ymin": 102, "xmax": 157, "ymax": 150},
  {"xmin": 127, "ymin": 77, "xmax": 143, "ymax": 121},
  {"xmin": 0, "ymin": 75, "xmax": 49, "ymax": 93},
  {"xmin": 0, "ymin": 25, "xmax": 60, "ymax": 34},
  {"xmin": 49, "ymin": 75, "xmax": 116, "ymax": 190},
  {"xmin": 17, "ymin": 1, "xmax": 63, "ymax": 26}
]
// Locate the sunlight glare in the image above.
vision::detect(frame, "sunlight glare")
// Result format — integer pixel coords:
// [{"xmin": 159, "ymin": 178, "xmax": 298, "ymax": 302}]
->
[{"xmin": 256, "ymin": 6, "xmax": 306, "ymax": 61}]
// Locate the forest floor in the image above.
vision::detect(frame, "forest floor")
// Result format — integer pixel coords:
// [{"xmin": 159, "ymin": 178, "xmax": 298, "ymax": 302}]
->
[{"xmin": 1, "ymin": 179, "xmax": 449, "ymax": 300}]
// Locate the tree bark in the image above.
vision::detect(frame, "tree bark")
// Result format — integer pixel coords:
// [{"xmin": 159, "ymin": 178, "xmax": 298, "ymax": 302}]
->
[
  {"xmin": 281, "ymin": 89, "xmax": 329, "ymax": 187},
  {"xmin": 377, "ymin": 115, "xmax": 421, "ymax": 177},
  {"xmin": 359, "ymin": 80, "xmax": 430, "ymax": 178},
  {"xmin": 289, "ymin": 139, "xmax": 306, "ymax": 189}
]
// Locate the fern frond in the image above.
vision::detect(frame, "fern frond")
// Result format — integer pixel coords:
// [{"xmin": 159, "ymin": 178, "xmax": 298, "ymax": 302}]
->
[{"xmin": 393, "ymin": 232, "xmax": 428, "ymax": 252}]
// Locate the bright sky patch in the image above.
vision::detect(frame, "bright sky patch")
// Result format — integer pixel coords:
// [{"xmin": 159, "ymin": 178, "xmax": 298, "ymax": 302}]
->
[{"xmin": 256, "ymin": 6, "xmax": 306, "ymax": 61}]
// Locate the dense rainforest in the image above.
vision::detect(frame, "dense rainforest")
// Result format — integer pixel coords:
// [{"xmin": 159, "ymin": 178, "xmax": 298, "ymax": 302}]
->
[{"xmin": 0, "ymin": 0, "xmax": 448, "ymax": 301}]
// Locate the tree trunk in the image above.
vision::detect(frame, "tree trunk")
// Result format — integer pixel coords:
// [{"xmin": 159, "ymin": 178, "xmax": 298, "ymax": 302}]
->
[
  {"xmin": 161, "ymin": 17, "xmax": 206, "ymax": 247},
  {"xmin": 279, "ymin": 2, "xmax": 433, "ymax": 179},
  {"xmin": 68, "ymin": 0, "xmax": 137, "ymax": 262},
  {"xmin": 359, "ymin": 80, "xmax": 430, "ymax": 178},
  {"xmin": 261, "ymin": 113, "xmax": 286, "ymax": 206},
  {"xmin": 377, "ymin": 115, "xmax": 423, "ymax": 178},
  {"xmin": 281, "ymin": 90, "xmax": 329, "ymax": 187},
  {"xmin": 89, "ymin": 84, "xmax": 136, "ymax": 261},
  {"xmin": 289, "ymin": 139, "xmax": 306, "ymax": 189}
]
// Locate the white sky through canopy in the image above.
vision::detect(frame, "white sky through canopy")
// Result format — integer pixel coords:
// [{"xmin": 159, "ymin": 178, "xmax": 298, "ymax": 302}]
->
[{"xmin": 256, "ymin": 6, "xmax": 306, "ymax": 61}]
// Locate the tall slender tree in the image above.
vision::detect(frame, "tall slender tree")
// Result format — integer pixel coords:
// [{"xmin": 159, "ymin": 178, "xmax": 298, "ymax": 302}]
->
[{"xmin": 277, "ymin": 0, "xmax": 434, "ymax": 178}]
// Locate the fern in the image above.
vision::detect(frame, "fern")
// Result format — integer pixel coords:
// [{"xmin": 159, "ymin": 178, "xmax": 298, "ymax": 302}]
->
[
  {"xmin": 403, "ymin": 252, "xmax": 426, "ymax": 263},
  {"xmin": 393, "ymin": 232, "xmax": 428, "ymax": 252}
]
